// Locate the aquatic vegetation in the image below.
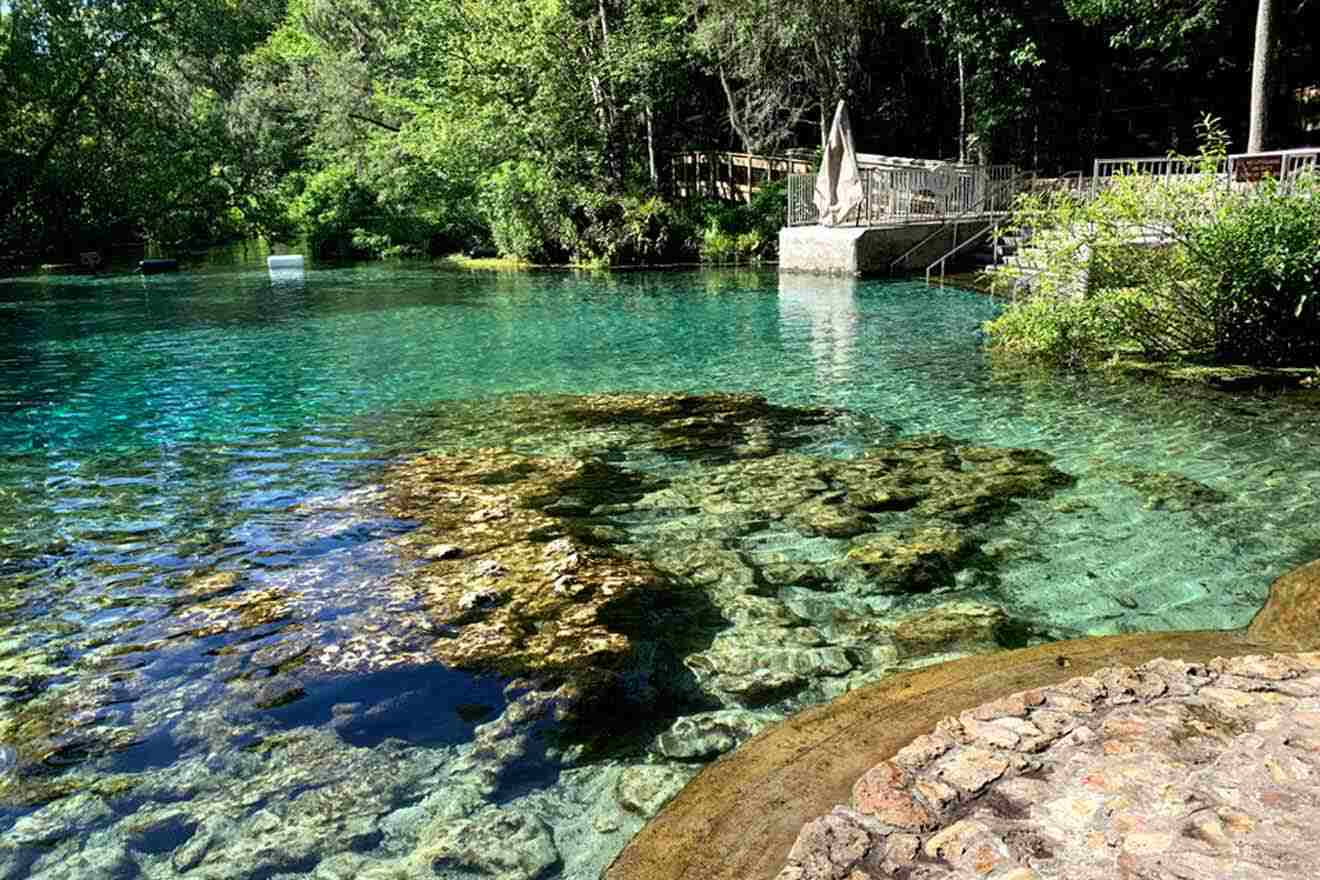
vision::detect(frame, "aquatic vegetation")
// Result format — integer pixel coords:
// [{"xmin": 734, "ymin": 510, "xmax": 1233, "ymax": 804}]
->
[{"xmin": 1089, "ymin": 460, "xmax": 1230, "ymax": 511}]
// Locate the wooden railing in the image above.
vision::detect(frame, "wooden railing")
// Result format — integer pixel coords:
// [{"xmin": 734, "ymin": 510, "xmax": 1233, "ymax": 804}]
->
[{"xmin": 670, "ymin": 151, "xmax": 815, "ymax": 202}]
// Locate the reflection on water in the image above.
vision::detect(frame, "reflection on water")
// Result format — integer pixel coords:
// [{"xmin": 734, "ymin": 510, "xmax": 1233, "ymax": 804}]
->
[
  {"xmin": 777, "ymin": 274, "xmax": 859, "ymax": 394},
  {"xmin": 0, "ymin": 252, "xmax": 1318, "ymax": 878},
  {"xmin": 267, "ymin": 267, "xmax": 306, "ymax": 290}
]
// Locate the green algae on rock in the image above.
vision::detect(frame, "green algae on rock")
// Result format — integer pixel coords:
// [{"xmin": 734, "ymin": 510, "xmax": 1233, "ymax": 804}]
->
[
  {"xmin": 888, "ymin": 601, "xmax": 1010, "ymax": 658},
  {"xmin": 372, "ymin": 393, "xmax": 1075, "ymax": 713},
  {"xmin": 1088, "ymin": 459, "xmax": 1229, "ymax": 511},
  {"xmin": 405, "ymin": 392, "xmax": 859, "ymax": 464},
  {"xmin": 382, "ymin": 448, "xmax": 675, "ymax": 677},
  {"xmin": 0, "ymin": 392, "xmax": 1080, "ymax": 845},
  {"xmin": 845, "ymin": 528, "xmax": 974, "ymax": 593}
]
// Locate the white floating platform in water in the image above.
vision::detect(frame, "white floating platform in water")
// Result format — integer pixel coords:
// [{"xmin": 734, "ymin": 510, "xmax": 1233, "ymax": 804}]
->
[{"xmin": 267, "ymin": 255, "xmax": 305, "ymax": 270}]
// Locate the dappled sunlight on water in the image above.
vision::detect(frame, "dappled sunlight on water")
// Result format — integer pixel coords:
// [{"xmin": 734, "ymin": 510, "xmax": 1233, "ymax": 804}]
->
[{"xmin": 0, "ymin": 256, "xmax": 1317, "ymax": 877}]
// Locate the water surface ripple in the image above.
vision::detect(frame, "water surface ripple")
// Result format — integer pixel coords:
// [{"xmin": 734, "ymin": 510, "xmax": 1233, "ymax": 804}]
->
[{"xmin": 0, "ymin": 258, "xmax": 1318, "ymax": 878}]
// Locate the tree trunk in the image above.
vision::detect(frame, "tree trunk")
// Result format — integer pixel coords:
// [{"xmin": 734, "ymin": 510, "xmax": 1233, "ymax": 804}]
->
[
  {"xmin": 957, "ymin": 48, "xmax": 967, "ymax": 164},
  {"xmin": 718, "ymin": 65, "xmax": 754, "ymax": 154},
  {"xmin": 1248, "ymin": 0, "xmax": 1274, "ymax": 152},
  {"xmin": 645, "ymin": 103, "xmax": 658, "ymax": 186}
]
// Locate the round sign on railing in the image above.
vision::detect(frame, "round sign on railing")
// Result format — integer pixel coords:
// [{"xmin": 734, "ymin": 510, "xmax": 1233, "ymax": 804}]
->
[{"xmin": 927, "ymin": 163, "xmax": 956, "ymax": 195}]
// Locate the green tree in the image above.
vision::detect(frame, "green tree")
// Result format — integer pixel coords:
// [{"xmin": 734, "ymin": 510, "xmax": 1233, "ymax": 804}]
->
[
  {"xmin": 695, "ymin": 0, "xmax": 871, "ymax": 153},
  {"xmin": 1, "ymin": 0, "xmax": 279, "ymax": 255}
]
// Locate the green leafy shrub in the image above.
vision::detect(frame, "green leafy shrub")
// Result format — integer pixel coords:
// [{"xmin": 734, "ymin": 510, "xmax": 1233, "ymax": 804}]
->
[
  {"xmin": 287, "ymin": 162, "xmax": 444, "ymax": 259},
  {"xmin": 982, "ymin": 288, "xmax": 1139, "ymax": 367},
  {"xmin": 694, "ymin": 180, "xmax": 784, "ymax": 263},
  {"xmin": 479, "ymin": 165, "xmax": 700, "ymax": 266},
  {"xmin": 700, "ymin": 224, "xmax": 738, "ymax": 263},
  {"xmin": 987, "ymin": 117, "xmax": 1320, "ymax": 367},
  {"xmin": 478, "ymin": 161, "xmax": 572, "ymax": 263},
  {"xmin": 287, "ymin": 164, "xmax": 377, "ymax": 258},
  {"xmin": 562, "ymin": 191, "xmax": 690, "ymax": 266},
  {"xmin": 1188, "ymin": 175, "xmax": 1320, "ymax": 364}
]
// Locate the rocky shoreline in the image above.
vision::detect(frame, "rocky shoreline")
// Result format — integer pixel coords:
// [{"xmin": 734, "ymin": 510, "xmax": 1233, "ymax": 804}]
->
[
  {"xmin": 606, "ymin": 560, "xmax": 1320, "ymax": 880},
  {"xmin": 780, "ymin": 652, "xmax": 1320, "ymax": 879}
]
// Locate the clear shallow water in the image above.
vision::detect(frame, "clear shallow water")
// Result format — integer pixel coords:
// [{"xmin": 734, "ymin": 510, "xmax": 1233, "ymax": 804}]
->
[{"xmin": 2, "ymin": 256, "xmax": 1320, "ymax": 878}]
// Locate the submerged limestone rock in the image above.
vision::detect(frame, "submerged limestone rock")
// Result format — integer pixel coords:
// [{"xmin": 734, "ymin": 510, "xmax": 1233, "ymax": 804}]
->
[
  {"xmin": 174, "ymin": 587, "xmax": 294, "ymax": 638},
  {"xmin": 415, "ymin": 806, "xmax": 560, "ymax": 880},
  {"xmin": 685, "ymin": 633, "xmax": 855, "ymax": 707},
  {"xmin": 384, "ymin": 449, "xmax": 673, "ymax": 677},
  {"xmin": 409, "ymin": 392, "xmax": 855, "ymax": 465},
  {"xmin": 655, "ymin": 709, "xmax": 779, "ymax": 760},
  {"xmin": 1089, "ymin": 459, "xmax": 1229, "ymax": 511},
  {"xmin": 614, "ymin": 764, "xmax": 702, "ymax": 819},
  {"xmin": 376, "ymin": 393, "xmax": 1074, "ymax": 708},
  {"xmin": 845, "ymin": 528, "xmax": 973, "ymax": 594},
  {"xmin": 888, "ymin": 601, "xmax": 1010, "ymax": 658}
]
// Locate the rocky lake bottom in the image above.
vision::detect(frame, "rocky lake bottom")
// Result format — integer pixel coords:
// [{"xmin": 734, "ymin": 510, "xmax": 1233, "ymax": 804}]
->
[
  {"xmin": 3, "ymin": 266, "xmax": 1320, "ymax": 879},
  {"xmin": 3, "ymin": 388, "xmax": 1318, "ymax": 880}
]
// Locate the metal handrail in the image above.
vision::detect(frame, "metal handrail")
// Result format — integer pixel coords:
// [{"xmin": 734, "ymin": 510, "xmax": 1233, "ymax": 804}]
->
[
  {"xmin": 889, "ymin": 169, "xmax": 1029, "ymax": 273},
  {"xmin": 924, "ymin": 220, "xmax": 997, "ymax": 286}
]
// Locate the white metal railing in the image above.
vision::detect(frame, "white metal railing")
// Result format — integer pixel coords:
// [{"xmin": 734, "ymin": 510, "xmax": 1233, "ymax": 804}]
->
[
  {"xmin": 786, "ymin": 162, "xmax": 1016, "ymax": 227},
  {"xmin": 1092, "ymin": 156, "xmax": 1220, "ymax": 182},
  {"xmin": 1092, "ymin": 148, "xmax": 1320, "ymax": 193},
  {"xmin": 920, "ymin": 171, "xmax": 1039, "ymax": 283},
  {"xmin": 786, "ymin": 173, "xmax": 818, "ymax": 225},
  {"xmin": 1228, "ymin": 148, "xmax": 1320, "ymax": 186},
  {"xmin": 891, "ymin": 170, "xmax": 1033, "ymax": 272}
]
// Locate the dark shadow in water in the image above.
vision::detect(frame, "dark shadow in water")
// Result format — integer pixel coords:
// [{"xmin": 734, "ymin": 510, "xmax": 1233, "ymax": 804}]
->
[
  {"xmin": 266, "ymin": 664, "xmax": 510, "ymax": 750},
  {"xmin": 101, "ymin": 722, "xmax": 185, "ymax": 777},
  {"xmin": 133, "ymin": 813, "xmax": 200, "ymax": 854},
  {"xmin": 552, "ymin": 572, "xmax": 730, "ymax": 766}
]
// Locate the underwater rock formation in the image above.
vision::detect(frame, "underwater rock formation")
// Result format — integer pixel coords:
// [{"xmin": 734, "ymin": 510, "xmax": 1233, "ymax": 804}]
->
[
  {"xmin": 0, "ymin": 392, "xmax": 1084, "ymax": 880},
  {"xmin": 373, "ymin": 394, "xmax": 1074, "ymax": 710},
  {"xmin": 1088, "ymin": 459, "xmax": 1229, "ymax": 511},
  {"xmin": 888, "ymin": 601, "xmax": 1009, "ymax": 658},
  {"xmin": 382, "ymin": 448, "xmax": 673, "ymax": 677}
]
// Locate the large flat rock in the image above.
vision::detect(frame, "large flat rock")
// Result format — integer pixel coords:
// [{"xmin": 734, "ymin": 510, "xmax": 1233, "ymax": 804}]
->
[
  {"xmin": 780, "ymin": 652, "xmax": 1320, "ymax": 879},
  {"xmin": 604, "ymin": 628, "xmax": 1280, "ymax": 880},
  {"xmin": 1248, "ymin": 559, "xmax": 1320, "ymax": 649}
]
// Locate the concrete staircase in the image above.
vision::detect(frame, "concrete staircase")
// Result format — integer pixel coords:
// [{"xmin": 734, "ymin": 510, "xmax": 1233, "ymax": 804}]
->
[{"xmin": 977, "ymin": 226, "xmax": 1044, "ymax": 296}]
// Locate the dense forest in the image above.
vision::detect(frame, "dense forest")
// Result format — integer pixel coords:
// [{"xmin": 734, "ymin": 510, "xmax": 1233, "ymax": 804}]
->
[{"xmin": 1, "ymin": 0, "xmax": 1316, "ymax": 264}]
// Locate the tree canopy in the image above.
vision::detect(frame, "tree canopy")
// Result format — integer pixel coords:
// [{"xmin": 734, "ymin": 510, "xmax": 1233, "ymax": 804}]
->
[{"xmin": 1, "ymin": 0, "xmax": 1315, "ymax": 262}]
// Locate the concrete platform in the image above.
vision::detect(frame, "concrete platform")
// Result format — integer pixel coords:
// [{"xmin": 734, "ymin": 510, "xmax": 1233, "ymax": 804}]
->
[{"xmin": 778, "ymin": 219, "xmax": 997, "ymax": 276}]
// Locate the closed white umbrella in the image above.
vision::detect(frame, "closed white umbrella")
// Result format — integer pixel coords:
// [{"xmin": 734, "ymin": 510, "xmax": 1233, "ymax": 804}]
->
[{"xmin": 813, "ymin": 101, "xmax": 864, "ymax": 226}]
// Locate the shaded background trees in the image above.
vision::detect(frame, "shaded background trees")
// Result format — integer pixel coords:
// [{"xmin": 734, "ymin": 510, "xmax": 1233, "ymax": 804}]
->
[{"xmin": 2, "ymin": 0, "xmax": 1316, "ymax": 262}]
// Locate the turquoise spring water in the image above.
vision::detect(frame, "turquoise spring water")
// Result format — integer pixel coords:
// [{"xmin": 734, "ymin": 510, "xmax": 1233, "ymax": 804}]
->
[{"xmin": 2, "ymin": 254, "xmax": 1319, "ymax": 878}]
